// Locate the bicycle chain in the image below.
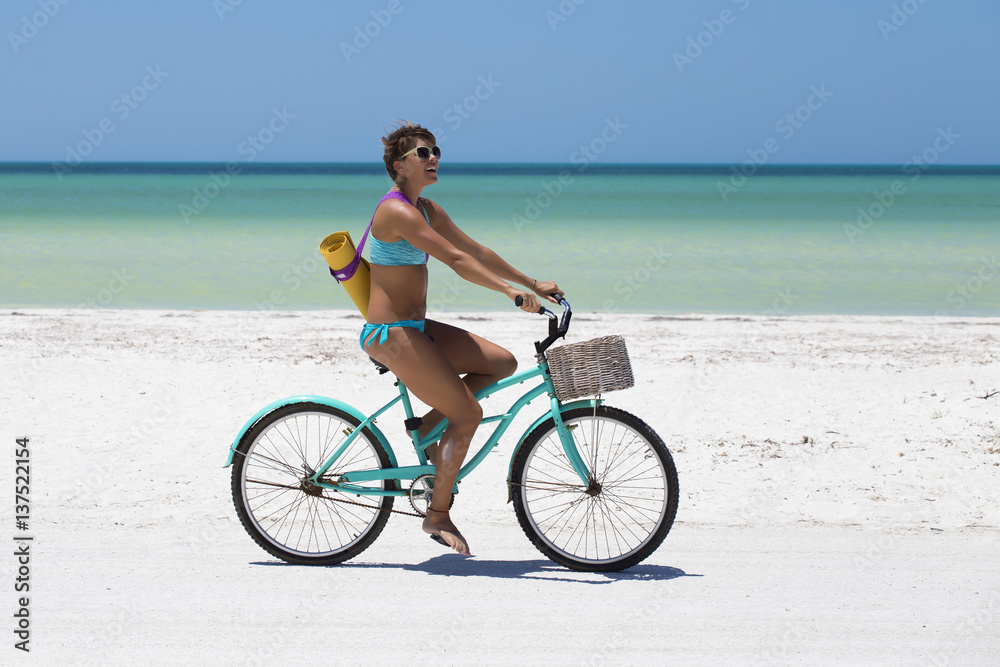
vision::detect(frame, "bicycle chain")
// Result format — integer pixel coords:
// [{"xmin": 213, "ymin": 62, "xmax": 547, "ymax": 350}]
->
[
  {"xmin": 322, "ymin": 490, "xmax": 426, "ymax": 518},
  {"xmin": 320, "ymin": 482, "xmax": 525, "ymax": 518}
]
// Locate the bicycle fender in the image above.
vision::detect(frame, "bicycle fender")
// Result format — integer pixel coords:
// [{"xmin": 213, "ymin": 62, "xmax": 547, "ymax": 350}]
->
[
  {"xmin": 224, "ymin": 395, "xmax": 398, "ymax": 468},
  {"xmin": 506, "ymin": 398, "xmax": 601, "ymax": 502}
]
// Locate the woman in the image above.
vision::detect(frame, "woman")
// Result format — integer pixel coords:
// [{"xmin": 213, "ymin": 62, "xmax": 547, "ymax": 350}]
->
[{"xmin": 361, "ymin": 122, "xmax": 561, "ymax": 556}]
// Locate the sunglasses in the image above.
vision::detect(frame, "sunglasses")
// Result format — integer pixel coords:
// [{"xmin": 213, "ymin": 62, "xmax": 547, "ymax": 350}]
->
[{"xmin": 400, "ymin": 145, "xmax": 441, "ymax": 161}]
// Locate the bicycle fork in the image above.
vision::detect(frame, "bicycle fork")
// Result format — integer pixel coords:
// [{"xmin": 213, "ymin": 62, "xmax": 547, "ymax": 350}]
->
[{"xmin": 548, "ymin": 396, "xmax": 595, "ymax": 487}]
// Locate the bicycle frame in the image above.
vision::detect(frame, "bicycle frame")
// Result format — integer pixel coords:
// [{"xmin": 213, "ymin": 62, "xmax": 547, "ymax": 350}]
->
[{"xmin": 225, "ymin": 356, "xmax": 600, "ymax": 498}]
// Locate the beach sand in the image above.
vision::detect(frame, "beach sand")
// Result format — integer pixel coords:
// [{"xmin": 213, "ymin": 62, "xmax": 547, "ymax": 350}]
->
[{"xmin": 2, "ymin": 309, "xmax": 999, "ymax": 665}]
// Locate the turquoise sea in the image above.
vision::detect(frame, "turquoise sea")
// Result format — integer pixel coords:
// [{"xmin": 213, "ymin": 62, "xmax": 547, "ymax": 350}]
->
[{"xmin": 1, "ymin": 163, "xmax": 998, "ymax": 316}]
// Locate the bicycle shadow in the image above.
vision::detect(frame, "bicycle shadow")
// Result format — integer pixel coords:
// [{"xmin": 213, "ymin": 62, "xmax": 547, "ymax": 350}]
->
[
  {"xmin": 401, "ymin": 555, "xmax": 698, "ymax": 584},
  {"xmin": 254, "ymin": 556, "xmax": 699, "ymax": 585}
]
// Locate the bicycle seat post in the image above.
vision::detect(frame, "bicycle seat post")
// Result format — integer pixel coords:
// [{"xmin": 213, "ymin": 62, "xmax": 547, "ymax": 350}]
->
[{"xmin": 394, "ymin": 378, "xmax": 429, "ymax": 459}]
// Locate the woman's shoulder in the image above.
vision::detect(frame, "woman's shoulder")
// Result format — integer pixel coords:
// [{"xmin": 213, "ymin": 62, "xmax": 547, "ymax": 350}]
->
[
  {"xmin": 378, "ymin": 195, "xmax": 423, "ymax": 218},
  {"xmin": 373, "ymin": 196, "xmax": 427, "ymax": 236},
  {"xmin": 417, "ymin": 196, "xmax": 446, "ymax": 218}
]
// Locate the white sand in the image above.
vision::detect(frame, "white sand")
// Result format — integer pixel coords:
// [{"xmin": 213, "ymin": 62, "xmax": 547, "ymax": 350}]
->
[{"xmin": 2, "ymin": 309, "xmax": 999, "ymax": 665}]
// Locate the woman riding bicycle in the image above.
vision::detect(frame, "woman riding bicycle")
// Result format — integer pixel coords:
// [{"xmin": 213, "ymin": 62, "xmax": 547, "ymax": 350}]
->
[{"xmin": 361, "ymin": 121, "xmax": 561, "ymax": 555}]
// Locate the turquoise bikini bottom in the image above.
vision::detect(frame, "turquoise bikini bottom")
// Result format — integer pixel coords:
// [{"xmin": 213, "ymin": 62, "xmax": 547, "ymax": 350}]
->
[{"xmin": 359, "ymin": 319, "xmax": 425, "ymax": 349}]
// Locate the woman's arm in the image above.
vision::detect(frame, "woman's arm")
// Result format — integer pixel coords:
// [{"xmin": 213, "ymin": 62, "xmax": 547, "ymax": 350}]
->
[
  {"xmin": 422, "ymin": 199, "xmax": 562, "ymax": 303},
  {"xmin": 380, "ymin": 200, "xmax": 543, "ymax": 313}
]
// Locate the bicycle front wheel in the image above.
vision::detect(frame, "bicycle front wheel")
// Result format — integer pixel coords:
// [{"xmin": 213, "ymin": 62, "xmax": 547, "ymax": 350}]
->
[
  {"xmin": 511, "ymin": 405, "xmax": 679, "ymax": 572},
  {"xmin": 231, "ymin": 402, "xmax": 395, "ymax": 565}
]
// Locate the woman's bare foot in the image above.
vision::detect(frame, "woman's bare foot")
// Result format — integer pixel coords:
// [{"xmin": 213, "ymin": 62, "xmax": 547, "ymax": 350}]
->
[{"xmin": 422, "ymin": 508, "xmax": 470, "ymax": 555}]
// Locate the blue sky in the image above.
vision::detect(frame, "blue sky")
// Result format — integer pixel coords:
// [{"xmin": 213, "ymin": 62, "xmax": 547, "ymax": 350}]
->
[{"xmin": 2, "ymin": 0, "xmax": 998, "ymax": 164}]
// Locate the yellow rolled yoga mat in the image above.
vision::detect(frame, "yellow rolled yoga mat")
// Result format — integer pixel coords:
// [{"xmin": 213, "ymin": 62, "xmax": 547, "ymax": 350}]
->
[{"xmin": 319, "ymin": 231, "xmax": 370, "ymax": 318}]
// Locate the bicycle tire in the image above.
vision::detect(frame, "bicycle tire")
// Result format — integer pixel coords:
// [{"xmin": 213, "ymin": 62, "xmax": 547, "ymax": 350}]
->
[
  {"xmin": 511, "ymin": 405, "xmax": 679, "ymax": 572},
  {"xmin": 231, "ymin": 402, "xmax": 395, "ymax": 565}
]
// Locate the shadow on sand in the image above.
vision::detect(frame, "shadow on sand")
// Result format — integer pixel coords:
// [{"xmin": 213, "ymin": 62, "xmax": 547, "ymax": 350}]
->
[{"xmin": 255, "ymin": 555, "xmax": 700, "ymax": 584}]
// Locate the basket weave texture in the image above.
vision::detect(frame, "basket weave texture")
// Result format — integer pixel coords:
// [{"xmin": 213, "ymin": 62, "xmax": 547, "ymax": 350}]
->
[{"xmin": 544, "ymin": 335, "xmax": 634, "ymax": 401}]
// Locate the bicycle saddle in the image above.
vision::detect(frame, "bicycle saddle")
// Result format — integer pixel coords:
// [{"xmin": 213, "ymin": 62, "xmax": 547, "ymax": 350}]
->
[{"xmin": 368, "ymin": 356, "xmax": 390, "ymax": 375}]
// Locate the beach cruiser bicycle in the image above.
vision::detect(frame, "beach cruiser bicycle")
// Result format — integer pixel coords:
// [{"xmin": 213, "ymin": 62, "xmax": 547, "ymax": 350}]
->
[{"xmin": 225, "ymin": 299, "xmax": 679, "ymax": 572}]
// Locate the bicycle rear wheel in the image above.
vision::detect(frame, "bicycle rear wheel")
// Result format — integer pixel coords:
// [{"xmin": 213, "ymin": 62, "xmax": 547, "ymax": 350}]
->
[
  {"xmin": 511, "ymin": 405, "xmax": 678, "ymax": 572},
  {"xmin": 231, "ymin": 402, "xmax": 395, "ymax": 565}
]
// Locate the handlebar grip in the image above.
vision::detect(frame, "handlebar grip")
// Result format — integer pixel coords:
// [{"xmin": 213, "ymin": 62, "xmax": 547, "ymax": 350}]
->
[{"xmin": 514, "ymin": 295, "xmax": 546, "ymax": 314}]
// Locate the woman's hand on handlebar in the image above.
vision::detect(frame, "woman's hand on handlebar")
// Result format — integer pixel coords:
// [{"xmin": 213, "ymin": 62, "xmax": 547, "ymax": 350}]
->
[
  {"xmin": 510, "ymin": 289, "xmax": 542, "ymax": 314},
  {"xmin": 531, "ymin": 279, "xmax": 563, "ymax": 304}
]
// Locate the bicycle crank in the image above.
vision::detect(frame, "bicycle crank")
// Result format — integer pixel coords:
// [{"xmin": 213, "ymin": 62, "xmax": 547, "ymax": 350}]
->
[{"xmin": 408, "ymin": 474, "xmax": 435, "ymax": 516}]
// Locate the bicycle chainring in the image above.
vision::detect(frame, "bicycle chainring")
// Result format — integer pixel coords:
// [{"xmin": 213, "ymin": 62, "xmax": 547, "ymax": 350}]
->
[{"xmin": 408, "ymin": 474, "xmax": 436, "ymax": 516}]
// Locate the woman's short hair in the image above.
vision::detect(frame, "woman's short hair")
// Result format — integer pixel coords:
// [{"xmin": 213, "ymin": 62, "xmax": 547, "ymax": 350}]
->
[{"xmin": 381, "ymin": 120, "xmax": 437, "ymax": 181}]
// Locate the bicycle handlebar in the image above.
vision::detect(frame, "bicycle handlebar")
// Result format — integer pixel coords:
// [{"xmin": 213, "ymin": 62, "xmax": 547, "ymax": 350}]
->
[
  {"xmin": 514, "ymin": 294, "xmax": 546, "ymax": 315},
  {"xmin": 514, "ymin": 294, "xmax": 572, "ymax": 354}
]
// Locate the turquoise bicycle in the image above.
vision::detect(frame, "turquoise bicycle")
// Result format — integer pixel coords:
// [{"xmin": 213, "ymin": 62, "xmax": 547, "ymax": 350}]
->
[{"xmin": 225, "ymin": 299, "xmax": 679, "ymax": 572}]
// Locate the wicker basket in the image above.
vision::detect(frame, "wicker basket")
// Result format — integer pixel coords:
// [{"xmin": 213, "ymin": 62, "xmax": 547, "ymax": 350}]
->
[{"xmin": 544, "ymin": 335, "xmax": 634, "ymax": 401}]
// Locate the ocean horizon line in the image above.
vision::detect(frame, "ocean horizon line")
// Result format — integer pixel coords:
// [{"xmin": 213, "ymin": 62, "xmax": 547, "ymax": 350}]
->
[{"xmin": 2, "ymin": 161, "xmax": 999, "ymax": 177}]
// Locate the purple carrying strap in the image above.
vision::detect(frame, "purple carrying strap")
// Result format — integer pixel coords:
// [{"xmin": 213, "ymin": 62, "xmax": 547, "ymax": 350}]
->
[{"xmin": 330, "ymin": 190, "xmax": 416, "ymax": 282}]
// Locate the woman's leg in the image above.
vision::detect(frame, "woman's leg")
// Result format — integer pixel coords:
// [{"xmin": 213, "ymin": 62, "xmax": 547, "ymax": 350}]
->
[
  {"xmin": 417, "ymin": 319, "xmax": 517, "ymax": 463},
  {"xmin": 364, "ymin": 325, "xmax": 481, "ymax": 555}
]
